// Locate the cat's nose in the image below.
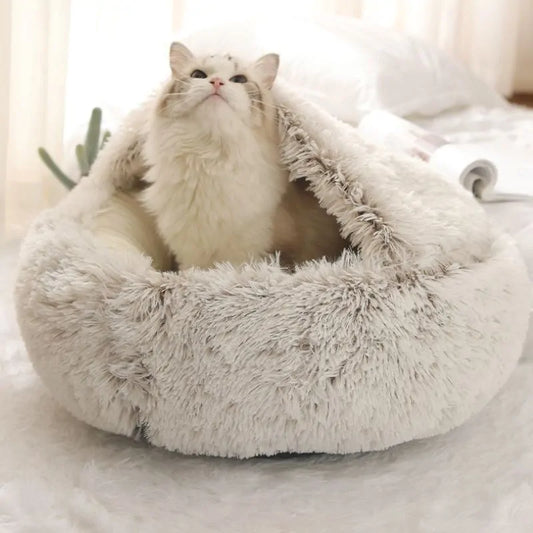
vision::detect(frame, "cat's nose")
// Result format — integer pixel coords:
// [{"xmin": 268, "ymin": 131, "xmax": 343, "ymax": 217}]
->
[{"xmin": 210, "ymin": 77, "xmax": 224, "ymax": 90}]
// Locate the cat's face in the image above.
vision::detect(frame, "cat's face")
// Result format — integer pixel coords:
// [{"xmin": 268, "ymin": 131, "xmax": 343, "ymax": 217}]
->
[{"xmin": 159, "ymin": 42, "xmax": 279, "ymax": 129}]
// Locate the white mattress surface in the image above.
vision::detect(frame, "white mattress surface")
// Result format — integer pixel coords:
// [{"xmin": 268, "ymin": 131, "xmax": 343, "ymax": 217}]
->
[
  {"xmin": 414, "ymin": 104, "xmax": 533, "ymax": 196},
  {"xmin": 414, "ymin": 104, "xmax": 533, "ymax": 282}
]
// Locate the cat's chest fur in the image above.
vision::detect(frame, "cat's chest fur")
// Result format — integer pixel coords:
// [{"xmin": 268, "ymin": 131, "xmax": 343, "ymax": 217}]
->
[{"xmin": 142, "ymin": 124, "xmax": 288, "ymax": 269}]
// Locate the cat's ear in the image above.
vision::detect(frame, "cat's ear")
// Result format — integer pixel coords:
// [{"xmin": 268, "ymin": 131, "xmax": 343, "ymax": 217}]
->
[
  {"xmin": 169, "ymin": 42, "xmax": 194, "ymax": 77},
  {"xmin": 253, "ymin": 53, "xmax": 279, "ymax": 90}
]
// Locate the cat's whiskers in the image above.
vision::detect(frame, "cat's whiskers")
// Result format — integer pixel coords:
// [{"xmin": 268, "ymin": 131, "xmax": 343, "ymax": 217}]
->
[
  {"xmin": 249, "ymin": 102, "xmax": 277, "ymax": 121},
  {"xmin": 250, "ymin": 98, "xmax": 278, "ymax": 112},
  {"xmin": 165, "ymin": 91, "xmax": 190, "ymax": 97}
]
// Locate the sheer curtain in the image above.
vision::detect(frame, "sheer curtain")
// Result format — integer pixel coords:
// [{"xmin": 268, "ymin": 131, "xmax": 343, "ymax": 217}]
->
[
  {"xmin": 2, "ymin": 0, "xmax": 70, "ymax": 242},
  {"xmin": 2, "ymin": 0, "xmax": 531, "ymax": 242},
  {"xmin": 355, "ymin": 0, "xmax": 526, "ymax": 95},
  {"xmin": 1, "ymin": 0, "xmax": 176, "ymax": 243}
]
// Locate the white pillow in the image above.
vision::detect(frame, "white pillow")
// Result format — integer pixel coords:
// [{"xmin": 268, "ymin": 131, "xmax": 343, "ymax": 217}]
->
[{"xmin": 180, "ymin": 15, "xmax": 504, "ymax": 124}]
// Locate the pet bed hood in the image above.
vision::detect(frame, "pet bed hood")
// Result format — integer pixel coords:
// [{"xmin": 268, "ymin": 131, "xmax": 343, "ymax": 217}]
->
[{"xmin": 15, "ymin": 81, "xmax": 531, "ymax": 458}]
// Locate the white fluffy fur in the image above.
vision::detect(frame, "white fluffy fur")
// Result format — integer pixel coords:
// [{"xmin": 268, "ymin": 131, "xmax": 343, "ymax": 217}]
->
[
  {"xmin": 14, "ymin": 81, "xmax": 531, "ymax": 460},
  {"xmin": 3, "ymin": 241, "xmax": 533, "ymax": 531},
  {"xmin": 141, "ymin": 47, "xmax": 287, "ymax": 269}
]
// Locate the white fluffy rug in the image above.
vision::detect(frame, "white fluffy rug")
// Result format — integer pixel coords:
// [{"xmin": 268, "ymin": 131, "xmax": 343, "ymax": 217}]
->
[{"xmin": 2, "ymin": 232, "xmax": 533, "ymax": 532}]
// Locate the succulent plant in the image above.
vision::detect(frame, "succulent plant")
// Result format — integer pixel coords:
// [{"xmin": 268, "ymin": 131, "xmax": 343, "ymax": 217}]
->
[{"xmin": 38, "ymin": 107, "xmax": 111, "ymax": 190}]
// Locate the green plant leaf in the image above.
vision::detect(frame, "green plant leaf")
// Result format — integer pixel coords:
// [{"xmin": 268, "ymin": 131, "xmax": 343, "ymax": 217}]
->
[
  {"xmin": 85, "ymin": 107, "xmax": 102, "ymax": 167},
  {"xmin": 100, "ymin": 130, "xmax": 111, "ymax": 150},
  {"xmin": 37, "ymin": 147, "xmax": 77, "ymax": 190},
  {"xmin": 75, "ymin": 144, "xmax": 90, "ymax": 176}
]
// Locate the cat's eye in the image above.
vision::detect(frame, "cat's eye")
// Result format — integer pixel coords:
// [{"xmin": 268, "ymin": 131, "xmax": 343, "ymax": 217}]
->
[
  {"xmin": 229, "ymin": 74, "xmax": 247, "ymax": 83},
  {"xmin": 191, "ymin": 69, "xmax": 207, "ymax": 79}
]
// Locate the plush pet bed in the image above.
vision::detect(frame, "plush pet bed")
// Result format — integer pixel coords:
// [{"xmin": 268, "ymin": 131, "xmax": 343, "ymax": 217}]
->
[{"xmin": 15, "ymin": 83, "xmax": 530, "ymax": 458}]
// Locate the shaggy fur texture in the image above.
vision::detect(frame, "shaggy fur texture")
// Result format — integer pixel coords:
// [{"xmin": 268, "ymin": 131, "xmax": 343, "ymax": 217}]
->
[
  {"xmin": 15, "ymin": 81, "xmax": 531, "ymax": 458},
  {"xmin": 3, "ymin": 242, "xmax": 533, "ymax": 531}
]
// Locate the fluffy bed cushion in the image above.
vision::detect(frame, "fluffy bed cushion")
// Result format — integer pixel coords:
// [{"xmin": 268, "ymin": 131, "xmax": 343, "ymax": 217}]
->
[
  {"xmin": 15, "ymin": 82, "xmax": 530, "ymax": 458},
  {"xmin": 181, "ymin": 16, "xmax": 504, "ymax": 124}
]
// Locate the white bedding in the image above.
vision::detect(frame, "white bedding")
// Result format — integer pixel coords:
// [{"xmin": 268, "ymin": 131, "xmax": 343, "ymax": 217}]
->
[
  {"xmin": 413, "ymin": 104, "xmax": 533, "ymax": 282},
  {"xmin": 1, "ymin": 101, "xmax": 532, "ymax": 531},
  {"xmin": 414, "ymin": 105, "xmax": 533, "ymax": 196}
]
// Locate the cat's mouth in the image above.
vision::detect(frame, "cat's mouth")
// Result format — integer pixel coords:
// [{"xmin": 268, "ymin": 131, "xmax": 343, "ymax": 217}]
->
[
  {"xmin": 197, "ymin": 92, "xmax": 232, "ymax": 112},
  {"xmin": 207, "ymin": 93, "xmax": 227, "ymax": 103}
]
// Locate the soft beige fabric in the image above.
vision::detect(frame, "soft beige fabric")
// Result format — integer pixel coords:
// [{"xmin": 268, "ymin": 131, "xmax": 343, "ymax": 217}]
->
[
  {"xmin": 92, "ymin": 192, "xmax": 173, "ymax": 272},
  {"xmin": 14, "ymin": 84, "xmax": 531, "ymax": 458}
]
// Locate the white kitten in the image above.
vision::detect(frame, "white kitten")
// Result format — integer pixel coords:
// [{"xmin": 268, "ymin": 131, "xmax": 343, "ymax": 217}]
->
[{"xmin": 141, "ymin": 42, "xmax": 288, "ymax": 270}]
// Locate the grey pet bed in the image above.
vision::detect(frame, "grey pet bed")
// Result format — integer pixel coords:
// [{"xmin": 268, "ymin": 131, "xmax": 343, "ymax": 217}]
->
[{"xmin": 16, "ymin": 85, "xmax": 530, "ymax": 458}]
